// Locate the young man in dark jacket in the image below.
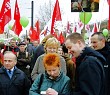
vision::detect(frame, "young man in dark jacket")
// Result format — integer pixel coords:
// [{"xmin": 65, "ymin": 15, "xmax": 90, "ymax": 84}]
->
[
  {"xmin": 46, "ymin": 33, "xmax": 106, "ymax": 95},
  {"xmin": 0, "ymin": 51, "xmax": 31, "ymax": 95}
]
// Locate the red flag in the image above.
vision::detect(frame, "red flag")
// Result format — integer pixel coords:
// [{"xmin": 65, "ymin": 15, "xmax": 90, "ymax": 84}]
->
[
  {"xmin": 78, "ymin": 21, "xmax": 84, "ymax": 29},
  {"xmin": 53, "ymin": 31, "xmax": 58, "ymax": 39},
  {"xmin": 29, "ymin": 26, "xmax": 39, "ymax": 41},
  {"xmin": 0, "ymin": 0, "xmax": 11, "ymax": 33},
  {"xmin": 73, "ymin": 26, "xmax": 77, "ymax": 33},
  {"xmin": 51, "ymin": 0, "xmax": 62, "ymax": 34},
  {"xmin": 92, "ymin": 23, "xmax": 98, "ymax": 33},
  {"xmin": 85, "ymin": 25, "xmax": 90, "ymax": 31},
  {"xmin": 35, "ymin": 20, "xmax": 40, "ymax": 33},
  {"xmin": 67, "ymin": 21, "xmax": 71, "ymax": 34},
  {"xmin": 30, "ymin": 28, "xmax": 39, "ymax": 41},
  {"xmin": 12, "ymin": 0, "xmax": 22, "ymax": 36},
  {"xmin": 41, "ymin": 27, "xmax": 48, "ymax": 36},
  {"xmin": 108, "ymin": 6, "xmax": 110, "ymax": 30},
  {"xmin": 107, "ymin": 0, "xmax": 110, "ymax": 6},
  {"xmin": 59, "ymin": 32, "xmax": 65, "ymax": 44},
  {"xmin": 35, "ymin": 20, "xmax": 40, "ymax": 40}
]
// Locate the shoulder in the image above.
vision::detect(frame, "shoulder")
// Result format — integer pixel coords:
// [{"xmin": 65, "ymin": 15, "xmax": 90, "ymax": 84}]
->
[
  {"xmin": 0, "ymin": 67, "xmax": 4, "ymax": 73},
  {"xmin": 59, "ymin": 72, "xmax": 70, "ymax": 81},
  {"xmin": 14, "ymin": 68, "xmax": 26, "ymax": 76},
  {"xmin": 37, "ymin": 54, "xmax": 44, "ymax": 60},
  {"xmin": 60, "ymin": 56, "xmax": 66, "ymax": 62}
]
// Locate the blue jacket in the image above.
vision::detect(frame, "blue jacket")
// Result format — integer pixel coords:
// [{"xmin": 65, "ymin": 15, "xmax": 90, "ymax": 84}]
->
[
  {"xmin": 29, "ymin": 72, "xmax": 71, "ymax": 95},
  {"xmin": 0, "ymin": 66, "xmax": 31, "ymax": 95}
]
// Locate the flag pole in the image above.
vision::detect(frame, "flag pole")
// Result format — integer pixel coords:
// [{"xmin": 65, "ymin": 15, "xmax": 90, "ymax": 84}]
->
[
  {"xmin": 81, "ymin": 12, "xmax": 85, "ymax": 38},
  {"xmin": 26, "ymin": 30, "xmax": 28, "ymax": 38},
  {"xmin": 7, "ymin": 29, "xmax": 9, "ymax": 38},
  {"xmin": 31, "ymin": 1, "xmax": 34, "ymax": 31}
]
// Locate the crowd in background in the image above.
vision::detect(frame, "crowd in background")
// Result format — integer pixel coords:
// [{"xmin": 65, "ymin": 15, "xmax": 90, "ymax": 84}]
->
[
  {"xmin": 0, "ymin": 31, "xmax": 110, "ymax": 95},
  {"xmin": 71, "ymin": 0, "xmax": 99, "ymax": 12}
]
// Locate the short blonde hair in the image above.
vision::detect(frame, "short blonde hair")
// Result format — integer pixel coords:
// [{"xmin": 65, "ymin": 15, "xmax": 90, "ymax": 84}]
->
[
  {"xmin": 44, "ymin": 37, "xmax": 60, "ymax": 52},
  {"xmin": 43, "ymin": 53, "xmax": 60, "ymax": 68}
]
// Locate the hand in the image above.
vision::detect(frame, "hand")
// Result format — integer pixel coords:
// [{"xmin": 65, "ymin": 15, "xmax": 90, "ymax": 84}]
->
[{"xmin": 46, "ymin": 88, "xmax": 58, "ymax": 95}]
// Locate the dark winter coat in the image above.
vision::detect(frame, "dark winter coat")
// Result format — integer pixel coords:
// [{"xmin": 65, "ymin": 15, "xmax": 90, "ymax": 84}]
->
[
  {"xmin": 0, "ymin": 66, "xmax": 31, "ymax": 95},
  {"xmin": 62, "ymin": 54, "xmax": 75, "ymax": 90},
  {"xmin": 97, "ymin": 43, "xmax": 110, "ymax": 95},
  {"xmin": 32, "ymin": 44, "xmax": 45, "ymax": 67},
  {"xmin": 59, "ymin": 47, "xmax": 106, "ymax": 95},
  {"xmin": 29, "ymin": 72, "xmax": 71, "ymax": 95},
  {"xmin": 16, "ymin": 51, "xmax": 31, "ymax": 78}
]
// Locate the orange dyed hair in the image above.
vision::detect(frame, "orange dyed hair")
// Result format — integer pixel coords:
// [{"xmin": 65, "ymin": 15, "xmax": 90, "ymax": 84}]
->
[{"xmin": 43, "ymin": 53, "xmax": 60, "ymax": 68}]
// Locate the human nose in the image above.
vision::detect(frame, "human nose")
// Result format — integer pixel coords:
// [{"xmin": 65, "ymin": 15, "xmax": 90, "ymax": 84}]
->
[
  {"xmin": 5, "ymin": 61, "xmax": 9, "ymax": 64},
  {"xmin": 50, "ymin": 71, "xmax": 54, "ymax": 75}
]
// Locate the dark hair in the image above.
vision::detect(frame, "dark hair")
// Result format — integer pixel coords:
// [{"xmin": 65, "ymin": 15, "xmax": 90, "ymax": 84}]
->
[
  {"xmin": 62, "ymin": 44, "xmax": 68, "ymax": 53},
  {"xmin": 26, "ymin": 38, "xmax": 30, "ymax": 42},
  {"xmin": 91, "ymin": 32, "xmax": 105, "ymax": 41}
]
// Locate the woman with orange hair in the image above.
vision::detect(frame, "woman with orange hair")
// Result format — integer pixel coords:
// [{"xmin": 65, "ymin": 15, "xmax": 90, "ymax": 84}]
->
[
  {"xmin": 31, "ymin": 37, "xmax": 67, "ymax": 81},
  {"xmin": 29, "ymin": 53, "xmax": 70, "ymax": 95}
]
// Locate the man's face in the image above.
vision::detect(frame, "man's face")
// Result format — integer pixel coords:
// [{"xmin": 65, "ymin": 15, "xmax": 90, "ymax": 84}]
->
[
  {"xmin": 3, "ymin": 53, "xmax": 16, "ymax": 70},
  {"xmin": 19, "ymin": 45, "xmax": 26, "ymax": 52},
  {"xmin": 10, "ymin": 40, "xmax": 16, "ymax": 47},
  {"xmin": 65, "ymin": 39, "xmax": 80, "ymax": 58},
  {"xmin": 33, "ymin": 41, "xmax": 39, "ymax": 47},
  {"xmin": 90, "ymin": 35, "xmax": 104, "ymax": 50}
]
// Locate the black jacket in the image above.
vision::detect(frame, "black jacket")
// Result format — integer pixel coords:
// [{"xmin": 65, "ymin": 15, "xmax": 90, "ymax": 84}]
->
[
  {"xmin": 59, "ymin": 47, "xmax": 106, "ymax": 95},
  {"xmin": 97, "ymin": 43, "xmax": 110, "ymax": 95},
  {"xmin": 0, "ymin": 66, "xmax": 31, "ymax": 95}
]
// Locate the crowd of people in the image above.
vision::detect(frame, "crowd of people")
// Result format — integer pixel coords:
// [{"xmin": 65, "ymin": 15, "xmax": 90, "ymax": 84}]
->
[
  {"xmin": 71, "ymin": 0, "xmax": 99, "ymax": 12},
  {"xmin": 0, "ymin": 31, "xmax": 110, "ymax": 95}
]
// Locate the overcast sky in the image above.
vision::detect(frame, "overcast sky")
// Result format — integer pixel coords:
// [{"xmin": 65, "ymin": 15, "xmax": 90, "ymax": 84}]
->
[
  {"xmin": 0, "ymin": 0, "xmax": 109, "ymax": 22},
  {"xmin": 0, "ymin": 0, "xmax": 109, "ymax": 36}
]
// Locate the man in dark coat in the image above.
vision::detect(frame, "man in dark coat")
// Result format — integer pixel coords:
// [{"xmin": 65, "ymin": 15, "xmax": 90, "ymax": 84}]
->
[
  {"xmin": 16, "ymin": 42, "xmax": 31, "ymax": 79},
  {"xmin": 0, "ymin": 51, "xmax": 31, "ymax": 95},
  {"xmin": 46, "ymin": 33, "xmax": 106, "ymax": 95},
  {"xmin": 91, "ymin": 32, "xmax": 110, "ymax": 95}
]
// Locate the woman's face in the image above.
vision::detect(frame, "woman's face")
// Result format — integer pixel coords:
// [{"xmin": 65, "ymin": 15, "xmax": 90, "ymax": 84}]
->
[
  {"xmin": 46, "ymin": 65, "xmax": 60, "ymax": 79},
  {"xmin": 46, "ymin": 46, "xmax": 58, "ymax": 53},
  {"xmin": 57, "ymin": 47, "xmax": 63, "ymax": 56}
]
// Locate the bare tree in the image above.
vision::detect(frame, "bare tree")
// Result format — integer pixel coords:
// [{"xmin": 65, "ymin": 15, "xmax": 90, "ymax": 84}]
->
[
  {"xmin": 35, "ymin": 1, "xmax": 53, "ymax": 30},
  {"xmin": 35, "ymin": 0, "xmax": 64, "ymax": 31}
]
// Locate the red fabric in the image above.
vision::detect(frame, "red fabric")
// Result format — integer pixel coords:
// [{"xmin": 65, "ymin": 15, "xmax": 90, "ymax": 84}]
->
[
  {"xmin": 0, "ymin": 0, "xmax": 11, "ymax": 33},
  {"xmin": 51, "ymin": 0, "xmax": 62, "ymax": 34},
  {"xmin": 12, "ymin": 0, "xmax": 22, "ymax": 36},
  {"xmin": 58, "ymin": 32, "xmax": 65, "ymax": 44},
  {"xmin": 108, "ymin": 6, "xmax": 110, "ymax": 30},
  {"xmin": 93, "ymin": 23, "xmax": 98, "ymax": 33},
  {"xmin": 53, "ymin": 31, "xmax": 58, "ymax": 39},
  {"xmin": 35, "ymin": 20, "xmax": 40, "ymax": 40},
  {"xmin": 29, "ymin": 27, "xmax": 39, "ymax": 41},
  {"xmin": 107, "ymin": 0, "xmax": 110, "ymax": 6},
  {"xmin": 67, "ymin": 21, "xmax": 70, "ymax": 34},
  {"xmin": 41, "ymin": 27, "xmax": 48, "ymax": 36},
  {"xmin": 0, "ymin": 53, "xmax": 4, "ymax": 64},
  {"xmin": 74, "ymin": 26, "xmax": 77, "ymax": 33}
]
